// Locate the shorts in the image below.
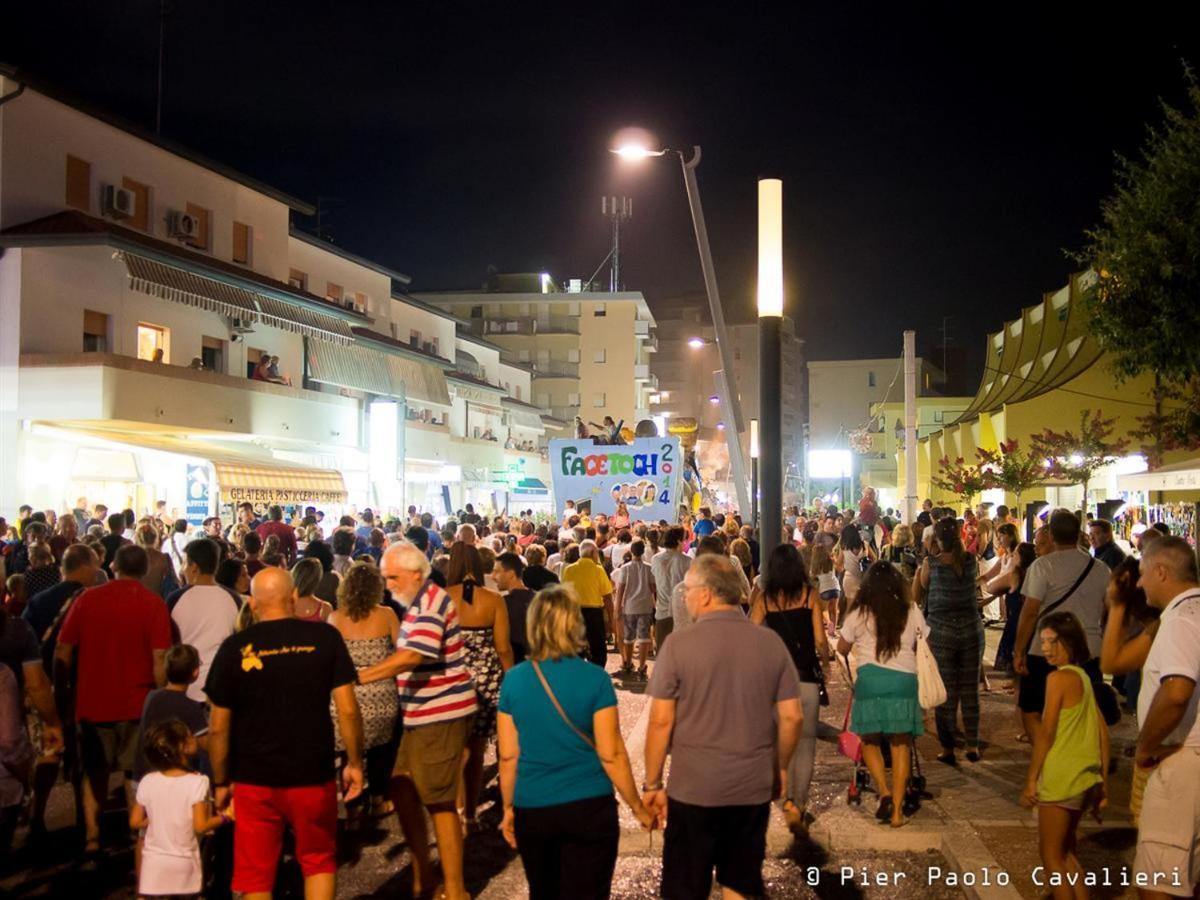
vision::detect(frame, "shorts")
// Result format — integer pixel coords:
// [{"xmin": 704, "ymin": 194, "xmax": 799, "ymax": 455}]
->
[
  {"xmin": 622, "ymin": 613, "xmax": 653, "ymax": 643},
  {"xmin": 661, "ymin": 798, "xmax": 769, "ymax": 899},
  {"xmin": 819, "ymin": 589, "xmax": 839, "ymax": 602},
  {"xmin": 79, "ymin": 720, "xmax": 139, "ymax": 776},
  {"xmin": 232, "ymin": 781, "xmax": 338, "ymax": 893},
  {"xmin": 1018, "ymin": 654, "xmax": 1103, "ymax": 715},
  {"xmin": 1135, "ymin": 748, "xmax": 1200, "ymax": 896},
  {"xmin": 393, "ymin": 715, "xmax": 473, "ymax": 807}
]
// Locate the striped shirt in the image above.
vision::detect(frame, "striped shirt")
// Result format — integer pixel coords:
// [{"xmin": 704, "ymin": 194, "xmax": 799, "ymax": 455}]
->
[{"xmin": 395, "ymin": 580, "xmax": 477, "ymax": 727}]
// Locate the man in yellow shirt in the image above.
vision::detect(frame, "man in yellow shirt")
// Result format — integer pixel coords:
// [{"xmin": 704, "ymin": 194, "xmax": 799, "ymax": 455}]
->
[{"xmin": 563, "ymin": 540, "xmax": 614, "ymax": 668}]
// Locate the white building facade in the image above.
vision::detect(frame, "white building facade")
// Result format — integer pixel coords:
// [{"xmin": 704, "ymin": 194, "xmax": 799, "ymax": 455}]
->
[{"xmin": 0, "ymin": 73, "xmax": 550, "ymax": 521}]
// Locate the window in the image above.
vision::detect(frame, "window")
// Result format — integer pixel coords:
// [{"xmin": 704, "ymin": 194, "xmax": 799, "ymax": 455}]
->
[
  {"xmin": 868, "ymin": 371, "xmax": 876, "ymax": 387},
  {"xmin": 567, "ymin": 348, "xmax": 580, "ymax": 363},
  {"xmin": 122, "ymin": 177, "xmax": 152, "ymax": 232},
  {"xmin": 201, "ymin": 336, "xmax": 226, "ymax": 373},
  {"xmin": 537, "ymin": 349, "xmax": 550, "ymax": 363},
  {"xmin": 593, "ymin": 349, "xmax": 606, "ymax": 363},
  {"xmin": 567, "ymin": 301, "xmax": 580, "ymax": 317},
  {"xmin": 137, "ymin": 323, "xmax": 169, "ymax": 363},
  {"xmin": 82, "ymin": 309, "xmax": 109, "ymax": 352},
  {"xmin": 352, "ymin": 291, "xmax": 367, "ymax": 313},
  {"xmin": 232, "ymin": 221, "xmax": 252, "ymax": 265},
  {"xmin": 593, "ymin": 393, "xmax": 606, "ymax": 408},
  {"xmin": 516, "ymin": 385, "xmax": 522, "ymax": 400},
  {"xmin": 409, "ymin": 329, "xmax": 421, "ymax": 347},
  {"xmin": 66, "ymin": 155, "xmax": 91, "ymax": 210},
  {"xmin": 430, "ymin": 337, "xmax": 440, "ymax": 356},
  {"xmin": 288, "ymin": 269, "xmax": 308, "ymax": 291},
  {"xmin": 470, "ymin": 305, "xmax": 484, "ymax": 319},
  {"xmin": 518, "ymin": 349, "xmax": 531, "ymax": 362},
  {"xmin": 185, "ymin": 203, "xmax": 211, "ymax": 250},
  {"xmin": 568, "ymin": 392, "xmax": 581, "ymax": 407},
  {"xmin": 504, "ymin": 381, "xmax": 512, "ymax": 393},
  {"xmin": 933, "ymin": 410, "xmax": 944, "ymax": 423},
  {"xmin": 325, "ymin": 282, "xmax": 344, "ymax": 302},
  {"xmin": 593, "ymin": 303, "xmax": 607, "ymax": 317}
]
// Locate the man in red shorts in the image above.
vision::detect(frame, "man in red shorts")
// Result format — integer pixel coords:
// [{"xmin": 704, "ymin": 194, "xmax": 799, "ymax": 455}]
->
[{"xmin": 206, "ymin": 566, "xmax": 362, "ymax": 900}]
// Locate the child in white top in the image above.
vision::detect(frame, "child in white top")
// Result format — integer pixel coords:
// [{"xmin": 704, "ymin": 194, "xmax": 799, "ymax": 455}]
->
[{"xmin": 130, "ymin": 720, "xmax": 228, "ymax": 898}]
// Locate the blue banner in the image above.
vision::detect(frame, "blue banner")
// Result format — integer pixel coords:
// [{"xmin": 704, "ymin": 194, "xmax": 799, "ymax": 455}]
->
[
  {"xmin": 549, "ymin": 437, "xmax": 682, "ymax": 521},
  {"xmin": 186, "ymin": 464, "xmax": 210, "ymax": 526}
]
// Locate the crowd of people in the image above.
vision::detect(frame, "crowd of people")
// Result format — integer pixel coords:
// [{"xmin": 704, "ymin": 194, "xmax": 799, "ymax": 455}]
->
[{"xmin": 0, "ymin": 488, "xmax": 1196, "ymax": 899}]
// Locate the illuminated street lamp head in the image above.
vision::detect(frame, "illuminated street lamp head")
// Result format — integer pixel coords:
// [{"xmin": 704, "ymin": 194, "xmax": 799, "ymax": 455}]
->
[
  {"xmin": 687, "ymin": 337, "xmax": 706, "ymax": 349},
  {"xmin": 611, "ymin": 144, "xmax": 667, "ymax": 160},
  {"xmin": 708, "ymin": 395, "xmax": 720, "ymax": 405},
  {"xmin": 757, "ymin": 178, "xmax": 784, "ymax": 317}
]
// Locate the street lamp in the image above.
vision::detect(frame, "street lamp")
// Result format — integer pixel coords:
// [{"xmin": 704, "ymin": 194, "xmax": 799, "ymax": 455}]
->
[
  {"xmin": 750, "ymin": 418, "xmax": 760, "ymax": 531},
  {"xmin": 611, "ymin": 140, "xmax": 751, "ymax": 517},
  {"xmin": 687, "ymin": 337, "xmax": 707, "ymax": 349},
  {"xmin": 758, "ymin": 178, "xmax": 783, "ymax": 575}
]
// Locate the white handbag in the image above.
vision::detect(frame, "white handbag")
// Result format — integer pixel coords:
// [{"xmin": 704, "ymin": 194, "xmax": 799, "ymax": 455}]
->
[{"xmin": 915, "ymin": 627, "xmax": 947, "ymax": 709}]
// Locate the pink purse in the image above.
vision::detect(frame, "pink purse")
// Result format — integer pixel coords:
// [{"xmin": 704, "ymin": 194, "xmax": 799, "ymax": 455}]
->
[{"xmin": 837, "ymin": 698, "xmax": 862, "ymax": 761}]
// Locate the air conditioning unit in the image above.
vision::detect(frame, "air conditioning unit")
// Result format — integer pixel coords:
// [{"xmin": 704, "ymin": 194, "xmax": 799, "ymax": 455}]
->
[
  {"xmin": 102, "ymin": 185, "xmax": 136, "ymax": 220},
  {"xmin": 166, "ymin": 210, "xmax": 199, "ymax": 241},
  {"xmin": 229, "ymin": 317, "xmax": 256, "ymax": 334}
]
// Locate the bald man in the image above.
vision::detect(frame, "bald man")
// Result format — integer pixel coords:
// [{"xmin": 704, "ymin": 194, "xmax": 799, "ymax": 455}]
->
[{"xmin": 206, "ymin": 567, "xmax": 362, "ymax": 900}]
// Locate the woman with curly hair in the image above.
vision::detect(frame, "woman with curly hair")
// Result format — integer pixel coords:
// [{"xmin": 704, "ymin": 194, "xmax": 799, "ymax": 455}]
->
[{"xmin": 329, "ymin": 562, "xmax": 400, "ymax": 816}]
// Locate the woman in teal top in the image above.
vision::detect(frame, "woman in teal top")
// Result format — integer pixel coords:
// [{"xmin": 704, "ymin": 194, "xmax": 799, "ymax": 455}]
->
[
  {"xmin": 1021, "ymin": 611, "xmax": 1109, "ymax": 900},
  {"xmin": 498, "ymin": 584, "xmax": 653, "ymax": 899}
]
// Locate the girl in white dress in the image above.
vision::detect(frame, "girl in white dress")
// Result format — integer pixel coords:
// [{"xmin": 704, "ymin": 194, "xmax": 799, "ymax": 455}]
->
[{"xmin": 130, "ymin": 720, "xmax": 228, "ymax": 898}]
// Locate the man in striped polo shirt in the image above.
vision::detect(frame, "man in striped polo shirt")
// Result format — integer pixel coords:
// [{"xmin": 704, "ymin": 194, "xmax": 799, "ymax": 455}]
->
[{"xmin": 360, "ymin": 541, "xmax": 476, "ymax": 900}]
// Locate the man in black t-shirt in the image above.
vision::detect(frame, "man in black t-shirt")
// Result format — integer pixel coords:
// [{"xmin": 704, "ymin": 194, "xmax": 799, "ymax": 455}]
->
[
  {"xmin": 493, "ymin": 552, "xmax": 534, "ymax": 664},
  {"xmin": 205, "ymin": 567, "xmax": 362, "ymax": 898}
]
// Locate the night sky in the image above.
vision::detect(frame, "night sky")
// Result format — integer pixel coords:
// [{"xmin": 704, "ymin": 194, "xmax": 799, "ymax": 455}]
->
[{"xmin": 5, "ymin": 3, "xmax": 1199, "ymax": 389}]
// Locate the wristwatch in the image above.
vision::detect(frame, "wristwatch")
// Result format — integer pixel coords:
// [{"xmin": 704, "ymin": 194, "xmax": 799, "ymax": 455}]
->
[{"xmin": 641, "ymin": 781, "xmax": 663, "ymax": 792}]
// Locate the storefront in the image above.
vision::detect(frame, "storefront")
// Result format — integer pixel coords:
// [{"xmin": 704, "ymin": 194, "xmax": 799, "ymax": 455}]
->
[{"xmin": 1116, "ymin": 456, "xmax": 1200, "ymax": 547}]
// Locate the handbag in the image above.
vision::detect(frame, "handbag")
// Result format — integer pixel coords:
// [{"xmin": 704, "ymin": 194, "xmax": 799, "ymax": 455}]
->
[
  {"xmin": 916, "ymin": 626, "xmax": 947, "ymax": 710},
  {"xmin": 771, "ymin": 591, "xmax": 830, "ymax": 706},
  {"xmin": 531, "ymin": 660, "xmax": 596, "ymax": 750},
  {"xmin": 837, "ymin": 696, "xmax": 862, "ymax": 761}
]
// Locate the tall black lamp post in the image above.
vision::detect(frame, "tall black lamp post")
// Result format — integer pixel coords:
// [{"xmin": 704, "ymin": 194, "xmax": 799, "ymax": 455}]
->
[{"xmin": 758, "ymin": 179, "xmax": 783, "ymax": 577}]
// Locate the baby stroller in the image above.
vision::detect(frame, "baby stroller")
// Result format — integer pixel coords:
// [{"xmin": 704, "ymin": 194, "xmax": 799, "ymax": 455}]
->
[{"xmin": 837, "ymin": 652, "xmax": 927, "ymax": 816}]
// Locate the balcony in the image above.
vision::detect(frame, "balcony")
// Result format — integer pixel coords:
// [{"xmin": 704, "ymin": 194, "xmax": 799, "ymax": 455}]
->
[
  {"xmin": 633, "ymin": 364, "xmax": 659, "ymax": 390},
  {"xmin": 530, "ymin": 359, "xmax": 580, "ymax": 379},
  {"xmin": 482, "ymin": 315, "xmax": 580, "ymax": 336},
  {"xmin": 634, "ymin": 319, "xmax": 655, "ymax": 338}
]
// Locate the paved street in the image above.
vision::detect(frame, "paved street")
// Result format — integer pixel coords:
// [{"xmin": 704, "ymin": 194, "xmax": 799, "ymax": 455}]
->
[{"xmin": 1, "ymin": 627, "xmax": 1142, "ymax": 899}]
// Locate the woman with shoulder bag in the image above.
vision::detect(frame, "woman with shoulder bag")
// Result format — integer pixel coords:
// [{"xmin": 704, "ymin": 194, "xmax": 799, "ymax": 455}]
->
[
  {"xmin": 750, "ymin": 543, "xmax": 829, "ymax": 835},
  {"xmin": 497, "ymin": 584, "xmax": 654, "ymax": 899}
]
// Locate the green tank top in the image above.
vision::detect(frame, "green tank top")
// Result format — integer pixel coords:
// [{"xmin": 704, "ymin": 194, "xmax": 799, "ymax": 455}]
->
[{"xmin": 1038, "ymin": 664, "xmax": 1102, "ymax": 802}]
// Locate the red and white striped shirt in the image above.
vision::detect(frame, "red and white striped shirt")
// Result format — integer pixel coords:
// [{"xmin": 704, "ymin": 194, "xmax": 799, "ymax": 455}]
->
[{"xmin": 396, "ymin": 580, "xmax": 477, "ymax": 727}]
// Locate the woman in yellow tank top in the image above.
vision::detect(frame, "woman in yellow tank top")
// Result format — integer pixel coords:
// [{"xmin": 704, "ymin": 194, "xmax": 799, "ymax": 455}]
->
[{"xmin": 1020, "ymin": 611, "xmax": 1110, "ymax": 900}]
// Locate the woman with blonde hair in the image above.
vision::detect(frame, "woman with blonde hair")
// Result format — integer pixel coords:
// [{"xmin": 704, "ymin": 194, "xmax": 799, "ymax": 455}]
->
[
  {"xmin": 289, "ymin": 557, "xmax": 333, "ymax": 622},
  {"xmin": 134, "ymin": 523, "xmax": 178, "ymax": 599},
  {"xmin": 497, "ymin": 584, "xmax": 654, "ymax": 895},
  {"xmin": 329, "ymin": 562, "xmax": 400, "ymax": 816},
  {"xmin": 446, "ymin": 542, "xmax": 513, "ymax": 829}
]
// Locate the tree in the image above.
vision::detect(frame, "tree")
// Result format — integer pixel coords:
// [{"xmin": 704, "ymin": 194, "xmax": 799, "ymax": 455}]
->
[
  {"xmin": 1031, "ymin": 410, "xmax": 1130, "ymax": 517},
  {"xmin": 932, "ymin": 456, "xmax": 988, "ymax": 511},
  {"xmin": 1073, "ymin": 70, "xmax": 1200, "ymax": 461},
  {"xmin": 976, "ymin": 439, "xmax": 1047, "ymax": 523}
]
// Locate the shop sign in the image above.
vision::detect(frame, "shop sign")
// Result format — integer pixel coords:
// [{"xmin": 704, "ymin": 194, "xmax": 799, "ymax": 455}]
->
[
  {"xmin": 549, "ymin": 437, "xmax": 682, "ymax": 520},
  {"xmin": 225, "ymin": 487, "xmax": 348, "ymax": 504},
  {"xmin": 186, "ymin": 465, "xmax": 210, "ymax": 526}
]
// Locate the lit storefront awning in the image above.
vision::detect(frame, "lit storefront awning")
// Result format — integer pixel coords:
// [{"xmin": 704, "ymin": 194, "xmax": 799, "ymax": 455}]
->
[
  {"xmin": 120, "ymin": 252, "xmax": 355, "ymax": 345},
  {"xmin": 39, "ymin": 425, "xmax": 348, "ymax": 505},
  {"xmin": 1117, "ymin": 457, "xmax": 1200, "ymax": 493}
]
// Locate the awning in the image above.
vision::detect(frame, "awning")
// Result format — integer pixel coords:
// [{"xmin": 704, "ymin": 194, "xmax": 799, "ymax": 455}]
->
[
  {"xmin": 120, "ymin": 251, "xmax": 355, "ymax": 345},
  {"xmin": 506, "ymin": 409, "xmax": 545, "ymax": 430},
  {"xmin": 38, "ymin": 425, "xmax": 348, "ymax": 505},
  {"xmin": 213, "ymin": 462, "xmax": 348, "ymax": 505},
  {"xmin": 306, "ymin": 340, "xmax": 393, "ymax": 396},
  {"xmin": 511, "ymin": 477, "xmax": 549, "ymax": 495},
  {"xmin": 453, "ymin": 382, "xmax": 504, "ymax": 407},
  {"xmin": 124, "ymin": 253, "xmax": 261, "ymax": 320},
  {"xmin": 385, "ymin": 355, "xmax": 452, "ymax": 407},
  {"xmin": 1118, "ymin": 457, "xmax": 1200, "ymax": 493},
  {"xmin": 255, "ymin": 296, "xmax": 355, "ymax": 343}
]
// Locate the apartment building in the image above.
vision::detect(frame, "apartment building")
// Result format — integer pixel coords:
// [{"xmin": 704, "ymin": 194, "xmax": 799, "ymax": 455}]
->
[
  {"xmin": 0, "ymin": 69, "xmax": 550, "ymax": 518},
  {"xmin": 414, "ymin": 284, "xmax": 658, "ymax": 437}
]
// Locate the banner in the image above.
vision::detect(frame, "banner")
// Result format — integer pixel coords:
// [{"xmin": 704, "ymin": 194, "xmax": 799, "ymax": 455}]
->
[
  {"xmin": 549, "ymin": 437, "xmax": 682, "ymax": 521},
  {"xmin": 186, "ymin": 464, "xmax": 210, "ymax": 526}
]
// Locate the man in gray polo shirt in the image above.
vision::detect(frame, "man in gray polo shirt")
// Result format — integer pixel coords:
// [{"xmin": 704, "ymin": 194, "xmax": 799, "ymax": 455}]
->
[
  {"xmin": 650, "ymin": 526, "xmax": 690, "ymax": 652},
  {"xmin": 643, "ymin": 554, "xmax": 802, "ymax": 899}
]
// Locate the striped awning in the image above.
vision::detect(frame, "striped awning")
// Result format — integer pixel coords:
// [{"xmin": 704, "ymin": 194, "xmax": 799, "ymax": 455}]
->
[
  {"xmin": 506, "ymin": 409, "xmax": 545, "ymax": 430},
  {"xmin": 124, "ymin": 253, "xmax": 260, "ymax": 319},
  {"xmin": 306, "ymin": 339, "xmax": 393, "ymax": 396},
  {"xmin": 256, "ymin": 296, "xmax": 355, "ymax": 343},
  {"xmin": 120, "ymin": 252, "xmax": 355, "ymax": 345},
  {"xmin": 212, "ymin": 462, "xmax": 348, "ymax": 504},
  {"xmin": 384, "ymin": 355, "xmax": 452, "ymax": 407}
]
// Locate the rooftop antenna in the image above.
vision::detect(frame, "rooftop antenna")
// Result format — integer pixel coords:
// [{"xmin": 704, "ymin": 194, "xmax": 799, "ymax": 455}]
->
[{"xmin": 602, "ymin": 196, "xmax": 632, "ymax": 291}]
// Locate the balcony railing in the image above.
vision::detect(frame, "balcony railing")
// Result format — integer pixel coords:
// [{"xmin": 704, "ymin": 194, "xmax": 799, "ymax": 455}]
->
[
  {"xmin": 482, "ymin": 315, "xmax": 580, "ymax": 336},
  {"xmin": 531, "ymin": 359, "xmax": 580, "ymax": 379}
]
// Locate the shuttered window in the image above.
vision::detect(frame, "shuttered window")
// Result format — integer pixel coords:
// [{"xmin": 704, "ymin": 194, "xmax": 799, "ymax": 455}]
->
[{"xmin": 66, "ymin": 155, "xmax": 91, "ymax": 210}]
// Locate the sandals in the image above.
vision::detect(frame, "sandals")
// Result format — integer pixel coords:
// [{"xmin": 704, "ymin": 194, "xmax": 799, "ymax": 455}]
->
[
  {"xmin": 782, "ymin": 801, "xmax": 807, "ymax": 835},
  {"xmin": 875, "ymin": 797, "xmax": 894, "ymax": 822}
]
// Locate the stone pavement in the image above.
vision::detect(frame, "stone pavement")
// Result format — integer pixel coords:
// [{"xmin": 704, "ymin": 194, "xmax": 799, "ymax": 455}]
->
[{"xmin": 0, "ymin": 626, "xmax": 1142, "ymax": 898}]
